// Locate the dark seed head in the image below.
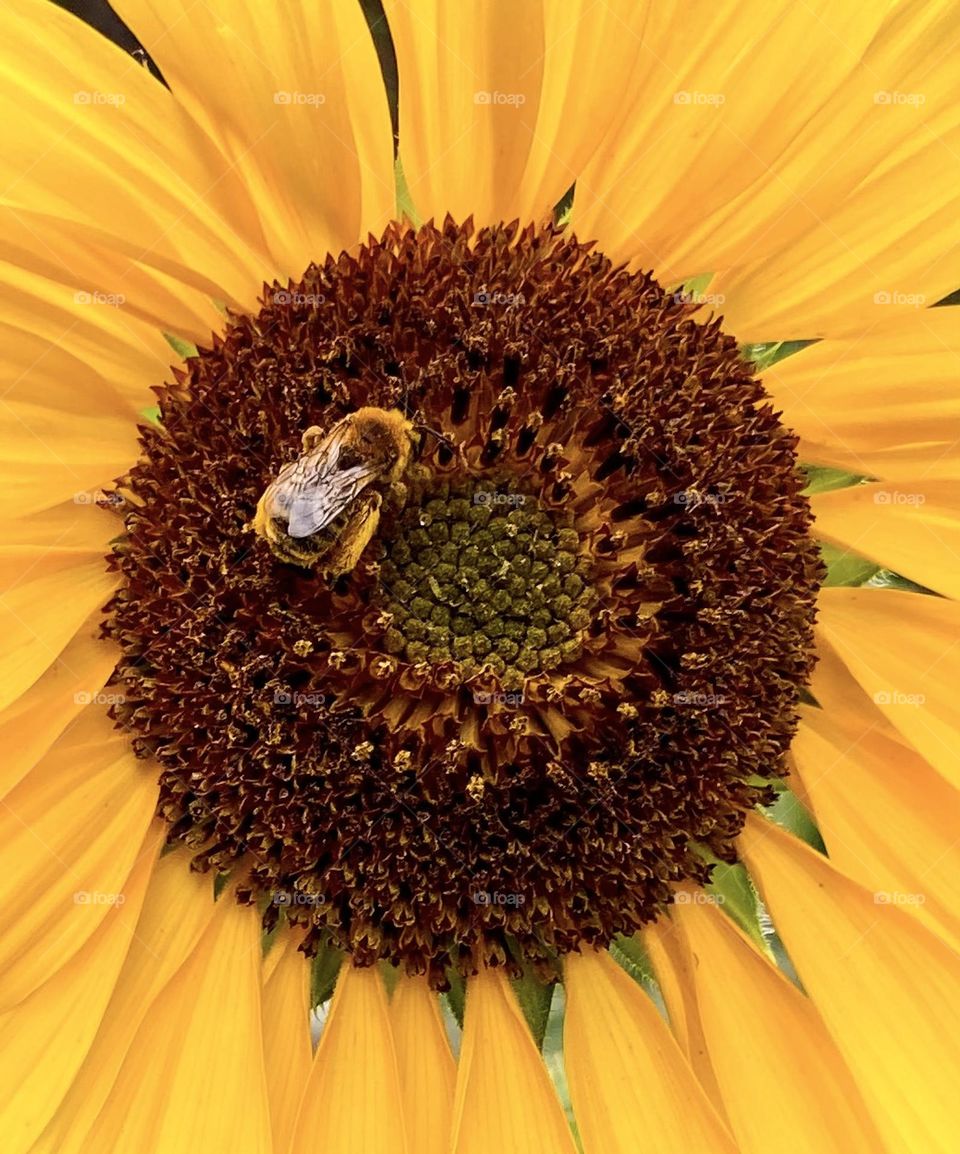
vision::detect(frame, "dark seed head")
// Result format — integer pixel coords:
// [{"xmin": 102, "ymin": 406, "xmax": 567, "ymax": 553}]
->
[{"xmin": 104, "ymin": 218, "xmax": 822, "ymax": 986}]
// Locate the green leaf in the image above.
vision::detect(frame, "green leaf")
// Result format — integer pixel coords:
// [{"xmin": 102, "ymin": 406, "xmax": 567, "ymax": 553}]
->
[
  {"xmin": 819, "ymin": 540, "xmax": 881, "ymax": 587},
  {"xmin": 139, "ymin": 404, "xmax": 162, "ymax": 427},
  {"xmin": 163, "ymin": 332, "xmax": 199, "ymax": 360},
  {"xmin": 510, "ymin": 970, "xmax": 555, "ymax": 1050},
  {"xmin": 310, "ymin": 944, "xmax": 343, "ymax": 1007}
]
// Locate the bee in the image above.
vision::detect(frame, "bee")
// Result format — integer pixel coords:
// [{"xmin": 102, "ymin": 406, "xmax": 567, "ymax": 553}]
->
[{"xmin": 252, "ymin": 407, "xmax": 418, "ymax": 574}]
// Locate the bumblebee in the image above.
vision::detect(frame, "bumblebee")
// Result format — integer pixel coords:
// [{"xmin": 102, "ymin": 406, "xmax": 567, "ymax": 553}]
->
[{"xmin": 252, "ymin": 407, "xmax": 417, "ymax": 574}]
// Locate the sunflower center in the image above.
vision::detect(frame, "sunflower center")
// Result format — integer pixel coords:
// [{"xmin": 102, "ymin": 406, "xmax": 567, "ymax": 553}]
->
[
  {"xmin": 372, "ymin": 475, "xmax": 595, "ymax": 689},
  {"xmin": 104, "ymin": 219, "xmax": 822, "ymax": 986}
]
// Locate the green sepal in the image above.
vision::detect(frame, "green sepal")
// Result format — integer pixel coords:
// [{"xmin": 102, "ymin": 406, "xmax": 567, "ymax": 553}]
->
[
  {"xmin": 704, "ymin": 860, "xmax": 773, "ymax": 958},
  {"xmin": 163, "ymin": 332, "xmax": 199, "ymax": 360},
  {"xmin": 395, "ymin": 156, "xmax": 419, "ymax": 226},
  {"xmin": 443, "ymin": 968, "xmax": 466, "ymax": 1028},
  {"xmin": 762, "ymin": 787, "xmax": 825, "ymax": 853},
  {"xmin": 800, "ymin": 464, "xmax": 867, "ymax": 495},
  {"xmin": 867, "ymin": 568, "xmax": 939, "ymax": 596},
  {"xmin": 510, "ymin": 968, "xmax": 555, "ymax": 1050},
  {"xmin": 541, "ymin": 986, "xmax": 579, "ymax": 1140},
  {"xmin": 743, "ymin": 338, "xmax": 817, "ymax": 370},
  {"xmin": 310, "ymin": 944, "xmax": 343, "ymax": 1007},
  {"xmin": 819, "ymin": 540, "xmax": 881, "ymax": 587},
  {"xmin": 610, "ymin": 933, "xmax": 655, "ymax": 983},
  {"xmin": 554, "ymin": 182, "xmax": 575, "ymax": 227}
]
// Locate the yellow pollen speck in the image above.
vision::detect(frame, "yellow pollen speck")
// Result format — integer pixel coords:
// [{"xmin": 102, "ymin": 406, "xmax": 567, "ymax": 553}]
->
[
  {"xmin": 293, "ymin": 639, "xmax": 313, "ymax": 656},
  {"xmin": 466, "ymin": 774, "xmax": 485, "ymax": 800},
  {"xmin": 352, "ymin": 741, "xmax": 374, "ymax": 761},
  {"xmin": 617, "ymin": 702, "xmax": 639, "ymax": 719}
]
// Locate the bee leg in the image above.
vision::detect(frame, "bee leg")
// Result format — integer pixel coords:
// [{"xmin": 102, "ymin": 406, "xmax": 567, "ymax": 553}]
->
[
  {"xmin": 301, "ymin": 426, "xmax": 325, "ymax": 452},
  {"xmin": 323, "ymin": 492, "xmax": 383, "ymax": 578},
  {"xmin": 386, "ymin": 479, "xmax": 408, "ymax": 509}
]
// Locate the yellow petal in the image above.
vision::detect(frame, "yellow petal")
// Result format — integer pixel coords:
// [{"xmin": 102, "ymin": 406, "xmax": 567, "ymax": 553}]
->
[
  {"xmin": 262, "ymin": 929, "xmax": 312, "ymax": 1154},
  {"xmin": 514, "ymin": 2, "xmax": 648, "ymax": 224},
  {"xmin": 0, "ymin": 552, "xmax": 117, "ymax": 713},
  {"xmin": 0, "ymin": 209, "xmax": 215, "ymax": 387},
  {"xmin": 112, "ymin": 0, "xmax": 395, "ymax": 275},
  {"xmin": 813, "ymin": 480, "xmax": 960, "ymax": 599},
  {"xmin": 0, "ymin": 331, "xmax": 140, "ymax": 518},
  {"xmin": 292, "ymin": 964, "xmax": 406, "ymax": 1154},
  {"xmin": 794, "ymin": 702, "xmax": 960, "ymax": 950},
  {"xmin": 386, "ymin": 0, "xmax": 546, "ymax": 226},
  {"xmin": 452, "ymin": 965, "xmax": 575, "ymax": 1154},
  {"xmin": 0, "ymin": 0, "xmax": 276, "ymax": 311},
  {"xmin": 816, "ymin": 588, "xmax": 960, "ymax": 789},
  {"xmin": 574, "ymin": 0, "xmax": 896, "ymax": 285},
  {"xmin": 669, "ymin": 896, "xmax": 886, "ymax": 1154},
  {"xmin": 0, "ymin": 825, "xmax": 157, "ymax": 1154},
  {"xmin": 391, "ymin": 974, "xmax": 456, "ymax": 1154},
  {"xmin": 0, "ymin": 607, "xmax": 117, "ymax": 800},
  {"xmin": 31, "ymin": 846, "xmax": 218, "ymax": 1154},
  {"xmin": 740, "ymin": 813, "xmax": 960, "ymax": 1154},
  {"xmin": 0, "ymin": 707, "xmax": 158, "ymax": 1009},
  {"xmin": 641, "ymin": 922, "xmax": 729, "ymax": 1119},
  {"xmin": 564, "ymin": 949, "xmax": 737, "ymax": 1154},
  {"xmin": 764, "ymin": 309, "xmax": 960, "ymax": 480},
  {"xmin": 710, "ymin": 2, "xmax": 960, "ymax": 338},
  {"xmin": 84, "ymin": 890, "xmax": 273, "ymax": 1154}
]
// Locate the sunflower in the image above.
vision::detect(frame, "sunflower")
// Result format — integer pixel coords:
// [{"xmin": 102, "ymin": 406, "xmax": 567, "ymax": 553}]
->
[{"xmin": 2, "ymin": 1, "xmax": 959, "ymax": 1152}]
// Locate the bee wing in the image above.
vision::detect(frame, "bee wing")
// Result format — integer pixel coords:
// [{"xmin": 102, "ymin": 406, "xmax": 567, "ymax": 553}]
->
[
  {"xmin": 265, "ymin": 422, "xmax": 380, "ymax": 538},
  {"xmin": 285, "ymin": 461, "xmax": 378, "ymax": 537}
]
